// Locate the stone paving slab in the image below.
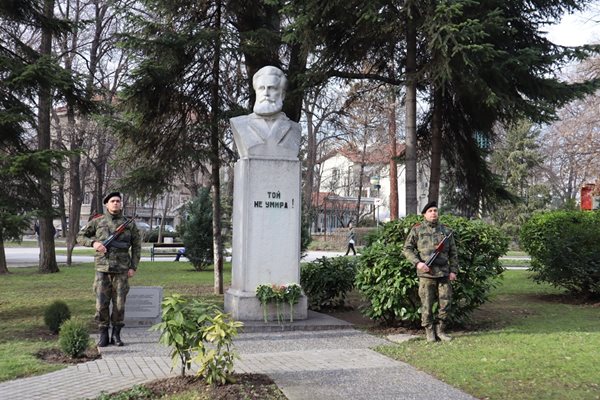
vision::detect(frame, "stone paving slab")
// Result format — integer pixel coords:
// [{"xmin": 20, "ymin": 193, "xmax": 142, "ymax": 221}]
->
[
  {"xmin": 235, "ymin": 348, "xmax": 398, "ymax": 374},
  {"xmin": 271, "ymin": 366, "xmax": 476, "ymax": 400},
  {"xmin": 75, "ymin": 357, "xmax": 175, "ymax": 378},
  {"xmin": 0, "ymin": 368, "xmax": 149, "ymax": 400}
]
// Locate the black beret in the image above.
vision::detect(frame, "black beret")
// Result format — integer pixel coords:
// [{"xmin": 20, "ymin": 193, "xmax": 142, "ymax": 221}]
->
[
  {"xmin": 421, "ymin": 201, "xmax": 437, "ymax": 214},
  {"xmin": 103, "ymin": 192, "xmax": 122, "ymax": 204}
]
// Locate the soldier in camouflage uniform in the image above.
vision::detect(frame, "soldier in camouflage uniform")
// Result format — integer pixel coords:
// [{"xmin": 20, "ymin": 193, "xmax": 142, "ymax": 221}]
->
[
  {"xmin": 403, "ymin": 201, "xmax": 458, "ymax": 343},
  {"xmin": 77, "ymin": 192, "xmax": 141, "ymax": 347}
]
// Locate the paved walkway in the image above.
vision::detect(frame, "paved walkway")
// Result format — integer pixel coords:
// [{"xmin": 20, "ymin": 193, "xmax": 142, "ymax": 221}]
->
[{"xmin": 0, "ymin": 316, "xmax": 476, "ymax": 400}]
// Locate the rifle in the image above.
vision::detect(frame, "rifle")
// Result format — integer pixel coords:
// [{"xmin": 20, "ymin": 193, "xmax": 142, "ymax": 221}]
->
[
  {"xmin": 102, "ymin": 218, "xmax": 134, "ymax": 250},
  {"xmin": 425, "ymin": 231, "xmax": 454, "ymax": 267}
]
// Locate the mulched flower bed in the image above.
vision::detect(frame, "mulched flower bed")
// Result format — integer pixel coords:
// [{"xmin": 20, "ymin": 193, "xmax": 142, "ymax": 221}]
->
[{"xmin": 36, "ymin": 347, "xmax": 101, "ymax": 364}]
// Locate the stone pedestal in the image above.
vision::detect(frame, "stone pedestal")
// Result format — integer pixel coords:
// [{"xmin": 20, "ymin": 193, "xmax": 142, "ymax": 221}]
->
[{"xmin": 225, "ymin": 158, "xmax": 307, "ymax": 321}]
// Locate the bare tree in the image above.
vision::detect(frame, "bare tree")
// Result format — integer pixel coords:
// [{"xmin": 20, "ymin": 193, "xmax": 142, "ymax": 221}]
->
[
  {"xmin": 541, "ymin": 95, "xmax": 600, "ymax": 205},
  {"xmin": 340, "ymin": 83, "xmax": 388, "ymax": 224},
  {"xmin": 302, "ymin": 80, "xmax": 352, "ymax": 229},
  {"xmin": 540, "ymin": 54, "xmax": 600, "ymax": 206},
  {"xmin": 53, "ymin": 0, "xmax": 132, "ymax": 264}
]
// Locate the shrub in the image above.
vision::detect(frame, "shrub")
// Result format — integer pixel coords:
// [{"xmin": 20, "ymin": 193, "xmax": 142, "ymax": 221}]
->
[
  {"xmin": 145, "ymin": 229, "xmax": 178, "ymax": 243},
  {"xmin": 520, "ymin": 210, "xmax": 600, "ymax": 297},
  {"xmin": 58, "ymin": 318, "xmax": 90, "ymax": 358},
  {"xmin": 355, "ymin": 215, "xmax": 508, "ymax": 326},
  {"xmin": 300, "ymin": 256, "xmax": 357, "ymax": 310},
  {"xmin": 152, "ymin": 294, "xmax": 243, "ymax": 385},
  {"xmin": 194, "ymin": 311, "xmax": 244, "ymax": 386},
  {"xmin": 96, "ymin": 385, "xmax": 152, "ymax": 400},
  {"xmin": 44, "ymin": 300, "xmax": 71, "ymax": 334},
  {"xmin": 179, "ymin": 188, "xmax": 214, "ymax": 271}
]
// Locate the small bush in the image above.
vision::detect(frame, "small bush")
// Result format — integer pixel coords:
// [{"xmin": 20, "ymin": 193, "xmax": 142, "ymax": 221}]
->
[
  {"xmin": 96, "ymin": 385, "xmax": 152, "ymax": 400},
  {"xmin": 180, "ymin": 188, "xmax": 214, "ymax": 271},
  {"xmin": 152, "ymin": 294, "xmax": 243, "ymax": 384},
  {"xmin": 58, "ymin": 318, "xmax": 90, "ymax": 358},
  {"xmin": 520, "ymin": 210, "xmax": 600, "ymax": 297},
  {"xmin": 300, "ymin": 256, "xmax": 357, "ymax": 310},
  {"xmin": 356, "ymin": 215, "xmax": 508, "ymax": 326},
  {"xmin": 44, "ymin": 300, "xmax": 71, "ymax": 334},
  {"xmin": 145, "ymin": 230, "xmax": 179, "ymax": 243}
]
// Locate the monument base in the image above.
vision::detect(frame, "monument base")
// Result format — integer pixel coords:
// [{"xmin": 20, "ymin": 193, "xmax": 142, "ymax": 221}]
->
[{"xmin": 225, "ymin": 288, "xmax": 308, "ymax": 321}]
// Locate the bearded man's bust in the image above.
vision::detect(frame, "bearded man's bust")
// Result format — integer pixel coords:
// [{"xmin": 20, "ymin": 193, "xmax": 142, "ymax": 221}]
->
[{"xmin": 230, "ymin": 66, "xmax": 301, "ymax": 160}]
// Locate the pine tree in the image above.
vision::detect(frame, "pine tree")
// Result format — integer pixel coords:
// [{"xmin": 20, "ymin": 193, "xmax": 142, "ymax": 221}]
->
[{"xmin": 180, "ymin": 188, "xmax": 214, "ymax": 271}]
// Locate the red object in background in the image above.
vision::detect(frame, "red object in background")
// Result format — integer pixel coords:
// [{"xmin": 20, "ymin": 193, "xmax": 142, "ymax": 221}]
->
[{"xmin": 581, "ymin": 183, "xmax": 595, "ymax": 210}]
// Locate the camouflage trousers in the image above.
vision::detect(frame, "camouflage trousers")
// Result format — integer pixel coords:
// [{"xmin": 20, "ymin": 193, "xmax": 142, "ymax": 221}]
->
[
  {"xmin": 93, "ymin": 271, "xmax": 130, "ymax": 328},
  {"xmin": 418, "ymin": 277, "xmax": 452, "ymax": 328}
]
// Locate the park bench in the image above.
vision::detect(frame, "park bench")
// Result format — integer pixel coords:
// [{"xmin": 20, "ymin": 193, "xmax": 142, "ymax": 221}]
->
[{"xmin": 150, "ymin": 243, "xmax": 185, "ymax": 261}]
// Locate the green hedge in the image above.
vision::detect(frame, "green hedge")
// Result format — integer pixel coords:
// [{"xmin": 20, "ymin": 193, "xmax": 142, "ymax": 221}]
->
[
  {"xmin": 355, "ymin": 215, "xmax": 508, "ymax": 326},
  {"xmin": 300, "ymin": 256, "xmax": 358, "ymax": 310},
  {"xmin": 520, "ymin": 210, "xmax": 600, "ymax": 297}
]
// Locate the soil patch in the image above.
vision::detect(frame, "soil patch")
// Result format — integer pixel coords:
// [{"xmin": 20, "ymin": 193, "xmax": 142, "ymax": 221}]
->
[
  {"xmin": 112, "ymin": 374, "xmax": 287, "ymax": 399},
  {"xmin": 537, "ymin": 293, "xmax": 600, "ymax": 305},
  {"xmin": 36, "ymin": 347, "xmax": 101, "ymax": 364},
  {"xmin": 324, "ymin": 302, "xmax": 424, "ymax": 336},
  {"xmin": 14, "ymin": 328, "xmax": 57, "ymax": 341}
]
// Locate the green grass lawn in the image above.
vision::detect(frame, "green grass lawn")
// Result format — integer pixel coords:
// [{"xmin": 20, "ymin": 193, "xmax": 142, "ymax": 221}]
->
[
  {"xmin": 377, "ymin": 270, "xmax": 600, "ymax": 400},
  {"xmin": 0, "ymin": 261, "xmax": 230, "ymax": 382}
]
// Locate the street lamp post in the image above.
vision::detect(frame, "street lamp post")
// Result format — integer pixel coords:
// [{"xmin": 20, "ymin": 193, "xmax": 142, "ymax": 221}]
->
[{"xmin": 370, "ymin": 176, "xmax": 381, "ymax": 227}]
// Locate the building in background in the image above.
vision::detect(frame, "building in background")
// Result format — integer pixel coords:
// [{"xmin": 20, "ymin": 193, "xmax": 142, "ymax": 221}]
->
[{"xmin": 312, "ymin": 143, "xmax": 430, "ymax": 233}]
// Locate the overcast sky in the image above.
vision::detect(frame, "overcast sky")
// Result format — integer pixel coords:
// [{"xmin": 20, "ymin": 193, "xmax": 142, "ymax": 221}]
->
[{"xmin": 545, "ymin": 4, "xmax": 599, "ymax": 46}]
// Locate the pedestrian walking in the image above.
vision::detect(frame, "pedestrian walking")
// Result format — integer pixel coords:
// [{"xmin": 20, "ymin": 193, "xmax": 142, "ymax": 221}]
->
[{"xmin": 345, "ymin": 222, "xmax": 356, "ymax": 256}]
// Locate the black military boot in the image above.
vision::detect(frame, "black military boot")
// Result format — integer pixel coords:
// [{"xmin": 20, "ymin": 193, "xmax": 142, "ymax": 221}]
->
[
  {"xmin": 425, "ymin": 325, "xmax": 438, "ymax": 343},
  {"xmin": 110, "ymin": 326, "xmax": 124, "ymax": 346},
  {"xmin": 436, "ymin": 322, "xmax": 453, "ymax": 342},
  {"xmin": 97, "ymin": 327, "xmax": 109, "ymax": 347}
]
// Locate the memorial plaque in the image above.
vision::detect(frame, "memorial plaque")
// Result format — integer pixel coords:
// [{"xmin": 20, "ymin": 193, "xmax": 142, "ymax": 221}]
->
[{"xmin": 124, "ymin": 286, "xmax": 163, "ymax": 326}]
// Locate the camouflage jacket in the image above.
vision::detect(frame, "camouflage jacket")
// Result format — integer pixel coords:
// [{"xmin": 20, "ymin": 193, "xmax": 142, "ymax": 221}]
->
[
  {"xmin": 76, "ymin": 212, "xmax": 141, "ymax": 273},
  {"xmin": 403, "ymin": 220, "xmax": 458, "ymax": 278}
]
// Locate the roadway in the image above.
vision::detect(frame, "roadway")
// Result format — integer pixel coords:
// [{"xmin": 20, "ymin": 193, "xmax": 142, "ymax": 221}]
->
[{"xmin": 2, "ymin": 247, "xmax": 348, "ymax": 268}]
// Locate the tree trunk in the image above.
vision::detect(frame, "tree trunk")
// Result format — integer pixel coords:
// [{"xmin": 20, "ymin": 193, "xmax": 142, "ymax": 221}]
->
[
  {"xmin": 405, "ymin": 12, "xmax": 418, "ymax": 215},
  {"xmin": 283, "ymin": 41, "xmax": 308, "ymax": 123},
  {"xmin": 158, "ymin": 194, "xmax": 170, "ymax": 243},
  {"xmin": 211, "ymin": 0, "xmax": 224, "ymax": 295},
  {"xmin": 38, "ymin": 0, "xmax": 59, "ymax": 274},
  {"xmin": 0, "ymin": 232, "xmax": 8, "ymax": 274},
  {"xmin": 231, "ymin": 0, "xmax": 281, "ymax": 111},
  {"xmin": 91, "ymin": 154, "xmax": 106, "ymax": 217},
  {"xmin": 55, "ymin": 150, "xmax": 67, "ymax": 239},
  {"xmin": 388, "ymin": 89, "xmax": 399, "ymax": 220},
  {"xmin": 355, "ymin": 130, "xmax": 368, "ymax": 224},
  {"xmin": 428, "ymin": 87, "xmax": 442, "ymax": 203},
  {"xmin": 149, "ymin": 197, "xmax": 156, "ymax": 229},
  {"xmin": 66, "ymin": 0, "xmax": 104, "ymax": 265},
  {"xmin": 303, "ymin": 104, "xmax": 317, "ymax": 229},
  {"xmin": 67, "ymin": 150, "xmax": 82, "ymax": 265}
]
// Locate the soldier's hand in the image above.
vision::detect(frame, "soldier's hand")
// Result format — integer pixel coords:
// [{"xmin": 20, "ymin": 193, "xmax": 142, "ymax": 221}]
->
[
  {"xmin": 416, "ymin": 262, "xmax": 430, "ymax": 273},
  {"xmin": 449, "ymin": 272, "xmax": 457, "ymax": 281},
  {"xmin": 128, "ymin": 269, "xmax": 135, "ymax": 278},
  {"xmin": 93, "ymin": 241, "xmax": 107, "ymax": 254}
]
